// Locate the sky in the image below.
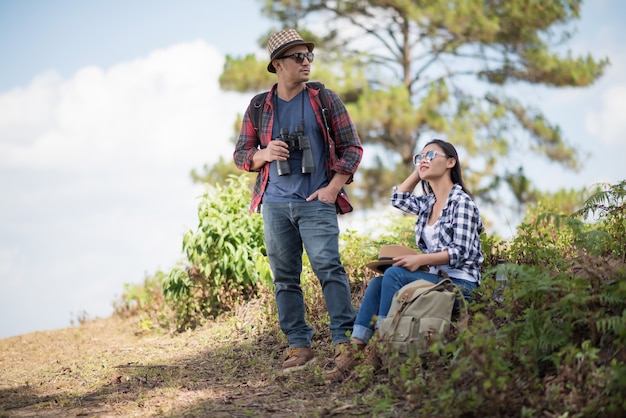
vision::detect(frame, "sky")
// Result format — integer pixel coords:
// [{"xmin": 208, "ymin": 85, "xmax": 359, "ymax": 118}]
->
[{"xmin": 1, "ymin": 0, "xmax": 624, "ymax": 339}]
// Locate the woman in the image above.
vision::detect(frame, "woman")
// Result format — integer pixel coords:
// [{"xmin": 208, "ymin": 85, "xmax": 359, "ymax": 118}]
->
[{"xmin": 325, "ymin": 139, "xmax": 484, "ymax": 379}]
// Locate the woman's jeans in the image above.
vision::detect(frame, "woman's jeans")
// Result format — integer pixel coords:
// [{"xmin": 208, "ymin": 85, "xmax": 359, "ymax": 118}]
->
[
  {"xmin": 352, "ymin": 266, "xmax": 478, "ymax": 344},
  {"xmin": 262, "ymin": 200, "xmax": 355, "ymax": 348}
]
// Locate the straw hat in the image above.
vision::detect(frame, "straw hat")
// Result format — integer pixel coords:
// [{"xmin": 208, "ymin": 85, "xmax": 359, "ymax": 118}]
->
[
  {"xmin": 267, "ymin": 29, "xmax": 315, "ymax": 73},
  {"xmin": 365, "ymin": 245, "xmax": 418, "ymax": 275}
]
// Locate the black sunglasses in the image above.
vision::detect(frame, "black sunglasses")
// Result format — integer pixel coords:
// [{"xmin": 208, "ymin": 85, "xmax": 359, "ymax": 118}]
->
[{"xmin": 277, "ymin": 52, "xmax": 314, "ymax": 64}]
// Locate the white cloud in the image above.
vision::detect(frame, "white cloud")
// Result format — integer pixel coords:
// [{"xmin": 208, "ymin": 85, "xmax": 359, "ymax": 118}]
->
[
  {"xmin": 1, "ymin": 40, "xmax": 243, "ymax": 171},
  {"xmin": 0, "ymin": 40, "xmax": 250, "ymax": 338},
  {"xmin": 585, "ymin": 84, "xmax": 626, "ymax": 146}
]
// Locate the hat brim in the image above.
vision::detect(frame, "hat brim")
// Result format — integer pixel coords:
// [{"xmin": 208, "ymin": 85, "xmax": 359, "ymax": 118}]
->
[
  {"xmin": 267, "ymin": 41, "xmax": 315, "ymax": 73},
  {"xmin": 365, "ymin": 260, "xmax": 395, "ymax": 275}
]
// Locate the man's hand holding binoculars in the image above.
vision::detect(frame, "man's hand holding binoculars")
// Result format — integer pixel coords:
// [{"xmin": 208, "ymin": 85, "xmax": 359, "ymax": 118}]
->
[{"xmin": 264, "ymin": 140, "xmax": 290, "ymax": 163}]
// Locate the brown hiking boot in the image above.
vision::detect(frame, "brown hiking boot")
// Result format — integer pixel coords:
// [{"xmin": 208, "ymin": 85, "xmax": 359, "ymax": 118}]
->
[
  {"xmin": 362, "ymin": 343, "xmax": 382, "ymax": 370},
  {"xmin": 282, "ymin": 347, "xmax": 315, "ymax": 373},
  {"xmin": 323, "ymin": 342, "xmax": 365, "ymax": 381},
  {"xmin": 334, "ymin": 342, "xmax": 365, "ymax": 370}
]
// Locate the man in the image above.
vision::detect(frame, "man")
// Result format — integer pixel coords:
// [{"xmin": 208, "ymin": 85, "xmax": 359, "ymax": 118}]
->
[{"xmin": 233, "ymin": 29, "xmax": 363, "ymax": 372}]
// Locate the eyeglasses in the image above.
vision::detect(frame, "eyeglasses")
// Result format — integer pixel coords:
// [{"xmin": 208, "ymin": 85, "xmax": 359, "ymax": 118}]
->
[
  {"xmin": 413, "ymin": 150, "xmax": 448, "ymax": 165},
  {"xmin": 277, "ymin": 52, "xmax": 314, "ymax": 64}
]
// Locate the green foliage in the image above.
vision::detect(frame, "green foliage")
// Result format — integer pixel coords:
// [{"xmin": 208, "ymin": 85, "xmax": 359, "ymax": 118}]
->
[
  {"xmin": 573, "ymin": 180, "xmax": 626, "ymax": 258},
  {"xmin": 162, "ymin": 174, "xmax": 271, "ymax": 331},
  {"xmin": 510, "ymin": 181, "xmax": 626, "ymax": 261},
  {"xmin": 508, "ymin": 214, "xmax": 579, "ymax": 268},
  {"xmin": 366, "ymin": 250, "xmax": 625, "ymax": 416},
  {"xmin": 113, "ymin": 270, "xmax": 174, "ymax": 332},
  {"xmin": 357, "ymin": 180, "xmax": 626, "ymax": 416},
  {"xmin": 219, "ymin": 53, "xmax": 275, "ymax": 93},
  {"xmin": 501, "ymin": 185, "xmax": 606, "ymax": 266}
]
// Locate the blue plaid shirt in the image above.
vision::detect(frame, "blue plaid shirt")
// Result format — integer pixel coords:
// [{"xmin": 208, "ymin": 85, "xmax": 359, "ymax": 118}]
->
[{"xmin": 391, "ymin": 184, "xmax": 484, "ymax": 283}]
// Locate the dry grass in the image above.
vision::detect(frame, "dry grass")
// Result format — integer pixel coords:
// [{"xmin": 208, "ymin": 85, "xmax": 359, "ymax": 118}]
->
[{"xmin": 0, "ymin": 295, "xmax": 377, "ymax": 418}]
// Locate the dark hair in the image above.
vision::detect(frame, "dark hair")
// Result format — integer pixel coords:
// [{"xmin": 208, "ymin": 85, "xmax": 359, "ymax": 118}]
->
[{"xmin": 420, "ymin": 139, "xmax": 473, "ymax": 199}]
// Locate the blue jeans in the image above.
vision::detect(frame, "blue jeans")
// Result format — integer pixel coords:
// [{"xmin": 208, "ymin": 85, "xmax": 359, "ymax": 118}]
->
[
  {"xmin": 262, "ymin": 200, "xmax": 355, "ymax": 348},
  {"xmin": 352, "ymin": 266, "xmax": 478, "ymax": 343}
]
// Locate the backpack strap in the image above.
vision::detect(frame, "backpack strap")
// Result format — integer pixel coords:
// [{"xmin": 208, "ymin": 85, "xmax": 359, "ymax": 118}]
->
[
  {"xmin": 306, "ymin": 81, "xmax": 334, "ymax": 140},
  {"xmin": 249, "ymin": 91, "xmax": 268, "ymax": 138}
]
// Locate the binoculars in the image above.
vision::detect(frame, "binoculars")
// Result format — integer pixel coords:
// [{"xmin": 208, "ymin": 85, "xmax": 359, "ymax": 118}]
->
[{"xmin": 274, "ymin": 125, "xmax": 315, "ymax": 176}]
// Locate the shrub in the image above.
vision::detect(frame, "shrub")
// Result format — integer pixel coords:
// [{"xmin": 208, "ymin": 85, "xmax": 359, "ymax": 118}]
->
[
  {"xmin": 162, "ymin": 174, "xmax": 271, "ymax": 331},
  {"xmin": 113, "ymin": 270, "xmax": 175, "ymax": 331},
  {"xmin": 366, "ymin": 180, "xmax": 626, "ymax": 416}
]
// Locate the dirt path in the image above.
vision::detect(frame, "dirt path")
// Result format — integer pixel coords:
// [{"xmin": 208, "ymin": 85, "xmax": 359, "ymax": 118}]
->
[{"xmin": 0, "ymin": 304, "xmax": 377, "ymax": 417}]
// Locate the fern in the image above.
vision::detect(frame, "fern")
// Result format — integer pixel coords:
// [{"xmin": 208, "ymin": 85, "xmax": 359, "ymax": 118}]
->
[
  {"xmin": 573, "ymin": 180, "xmax": 626, "ymax": 221},
  {"xmin": 596, "ymin": 315, "xmax": 625, "ymax": 335}
]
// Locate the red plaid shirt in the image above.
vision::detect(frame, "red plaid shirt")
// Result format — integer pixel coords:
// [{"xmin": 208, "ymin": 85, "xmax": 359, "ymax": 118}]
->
[{"xmin": 234, "ymin": 83, "xmax": 363, "ymax": 213}]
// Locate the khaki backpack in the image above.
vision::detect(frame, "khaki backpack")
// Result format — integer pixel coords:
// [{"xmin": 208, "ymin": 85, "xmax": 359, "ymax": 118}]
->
[{"xmin": 377, "ymin": 278, "xmax": 466, "ymax": 360}]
